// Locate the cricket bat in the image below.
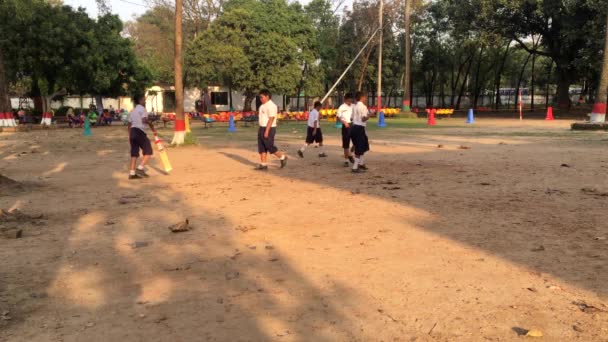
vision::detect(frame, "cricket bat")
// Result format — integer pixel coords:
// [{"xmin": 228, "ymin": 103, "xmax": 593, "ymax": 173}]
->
[{"xmin": 153, "ymin": 132, "xmax": 173, "ymax": 173}]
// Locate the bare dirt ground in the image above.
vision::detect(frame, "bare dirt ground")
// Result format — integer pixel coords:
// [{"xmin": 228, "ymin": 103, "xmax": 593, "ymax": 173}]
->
[{"xmin": 1, "ymin": 118, "xmax": 607, "ymax": 341}]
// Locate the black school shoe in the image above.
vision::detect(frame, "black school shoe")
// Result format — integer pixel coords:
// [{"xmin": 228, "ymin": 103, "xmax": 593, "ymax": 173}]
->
[
  {"xmin": 255, "ymin": 164, "xmax": 268, "ymax": 171},
  {"xmin": 280, "ymin": 156, "xmax": 288, "ymax": 168},
  {"xmin": 129, "ymin": 173, "xmax": 144, "ymax": 180},
  {"xmin": 297, "ymin": 150, "xmax": 304, "ymax": 158},
  {"xmin": 343, "ymin": 161, "xmax": 350, "ymax": 167},
  {"xmin": 351, "ymin": 168, "xmax": 366, "ymax": 173},
  {"xmin": 358, "ymin": 164, "xmax": 368, "ymax": 171},
  {"xmin": 318, "ymin": 152, "xmax": 327, "ymax": 158}
]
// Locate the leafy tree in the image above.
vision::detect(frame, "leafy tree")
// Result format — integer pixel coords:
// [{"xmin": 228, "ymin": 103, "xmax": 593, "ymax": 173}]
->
[
  {"xmin": 482, "ymin": 0, "xmax": 608, "ymax": 108},
  {"xmin": 186, "ymin": 0, "xmax": 317, "ymax": 111},
  {"xmin": 0, "ymin": 0, "xmax": 152, "ymax": 112},
  {"xmin": 125, "ymin": 6, "xmax": 175, "ymax": 84}
]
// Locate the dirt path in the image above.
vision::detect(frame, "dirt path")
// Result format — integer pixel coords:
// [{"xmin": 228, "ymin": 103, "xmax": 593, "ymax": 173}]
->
[{"xmin": 1, "ymin": 119, "xmax": 607, "ymax": 341}]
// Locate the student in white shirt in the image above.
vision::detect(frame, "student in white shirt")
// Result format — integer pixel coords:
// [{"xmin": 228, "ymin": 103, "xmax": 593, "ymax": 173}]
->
[
  {"xmin": 350, "ymin": 91, "xmax": 370, "ymax": 173},
  {"xmin": 256, "ymin": 89, "xmax": 287, "ymax": 170},
  {"xmin": 128, "ymin": 95, "xmax": 155, "ymax": 179},
  {"xmin": 336, "ymin": 93, "xmax": 356, "ymax": 167},
  {"xmin": 297, "ymin": 101, "xmax": 326, "ymax": 158}
]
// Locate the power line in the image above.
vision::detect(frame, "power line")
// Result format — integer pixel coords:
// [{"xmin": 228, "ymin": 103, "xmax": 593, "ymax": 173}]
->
[{"xmin": 115, "ymin": 0, "xmax": 154, "ymax": 9}]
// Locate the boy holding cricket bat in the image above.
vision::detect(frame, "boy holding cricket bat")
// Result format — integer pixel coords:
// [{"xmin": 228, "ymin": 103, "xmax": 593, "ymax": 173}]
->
[{"xmin": 128, "ymin": 95, "xmax": 154, "ymax": 179}]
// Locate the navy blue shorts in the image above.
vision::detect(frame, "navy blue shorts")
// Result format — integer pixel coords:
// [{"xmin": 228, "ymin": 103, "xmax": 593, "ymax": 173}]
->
[
  {"xmin": 258, "ymin": 127, "xmax": 278, "ymax": 154},
  {"xmin": 341, "ymin": 125, "xmax": 351, "ymax": 149},
  {"xmin": 130, "ymin": 128, "xmax": 153, "ymax": 157},
  {"xmin": 305, "ymin": 126, "xmax": 323, "ymax": 144},
  {"xmin": 350, "ymin": 125, "xmax": 369, "ymax": 156}
]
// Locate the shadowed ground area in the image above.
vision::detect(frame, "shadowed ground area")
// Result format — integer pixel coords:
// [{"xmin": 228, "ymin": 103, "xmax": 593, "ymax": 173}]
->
[{"xmin": 1, "ymin": 117, "xmax": 607, "ymax": 341}]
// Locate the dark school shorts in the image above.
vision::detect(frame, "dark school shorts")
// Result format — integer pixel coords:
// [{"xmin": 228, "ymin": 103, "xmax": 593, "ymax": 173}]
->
[
  {"xmin": 258, "ymin": 127, "xmax": 278, "ymax": 154},
  {"xmin": 341, "ymin": 125, "xmax": 351, "ymax": 149},
  {"xmin": 130, "ymin": 127, "xmax": 153, "ymax": 157},
  {"xmin": 305, "ymin": 126, "xmax": 323, "ymax": 144},
  {"xmin": 350, "ymin": 124, "xmax": 369, "ymax": 156}
]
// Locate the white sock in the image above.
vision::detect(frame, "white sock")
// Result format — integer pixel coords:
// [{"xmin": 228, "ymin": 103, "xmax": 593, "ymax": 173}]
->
[
  {"xmin": 129, "ymin": 170, "xmax": 136, "ymax": 175},
  {"xmin": 300, "ymin": 145, "xmax": 307, "ymax": 152},
  {"xmin": 359, "ymin": 155, "xmax": 365, "ymax": 165},
  {"xmin": 137, "ymin": 165, "xmax": 145, "ymax": 171},
  {"xmin": 353, "ymin": 158, "xmax": 360, "ymax": 170},
  {"xmin": 280, "ymin": 155, "xmax": 285, "ymax": 160},
  {"xmin": 319, "ymin": 145, "xmax": 324, "ymax": 153},
  {"xmin": 261, "ymin": 162, "xmax": 267, "ymax": 166}
]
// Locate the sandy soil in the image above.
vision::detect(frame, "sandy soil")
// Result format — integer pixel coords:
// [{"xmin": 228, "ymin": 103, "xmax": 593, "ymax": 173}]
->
[{"xmin": 1, "ymin": 118, "xmax": 607, "ymax": 341}]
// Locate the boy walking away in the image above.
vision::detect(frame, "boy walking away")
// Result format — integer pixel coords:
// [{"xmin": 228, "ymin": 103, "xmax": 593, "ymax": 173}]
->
[
  {"xmin": 337, "ymin": 93, "xmax": 356, "ymax": 167},
  {"xmin": 256, "ymin": 89, "xmax": 287, "ymax": 170},
  {"xmin": 298, "ymin": 101, "xmax": 326, "ymax": 158},
  {"xmin": 351, "ymin": 91, "xmax": 370, "ymax": 173},
  {"xmin": 128, "ymin": 95, "xmax": 154, "ymax": 180}
]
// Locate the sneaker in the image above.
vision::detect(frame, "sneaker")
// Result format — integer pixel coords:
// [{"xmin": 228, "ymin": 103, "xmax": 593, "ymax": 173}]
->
[
  {"xmin": 129, "ymin": 173, "xmax": 144, "ymax": 180},
  {"xmin": 254, "ymin": 164, "xmax": 268, "ymax": 171},
  {"xmin": 297, "ymin": 150, "xmax": 304, "ymax": 158},
  {"xmin": 280, "ymin": 156, "xmax": 288, "ymax": 168},
  {"xmin": 136, "ymin": 168, "xmax": 149, "ymax": 177},
  {"xmin": 348, "ymin": 156, "xmax": 355, "ymax": 164},
  {"xmin": 351, "ymin": 168, "xmax": 365, "ymax": 173},
  {"xmin": 343, "ymin": 161, "xmax": 350, "ymax": 167},
  {"xmin": 358, "ymin": 164, "xmax": 368, "ymax": 171},
  {"xmin": 318, "ymin": 152, "xmax": 327, "ymax": 158}
]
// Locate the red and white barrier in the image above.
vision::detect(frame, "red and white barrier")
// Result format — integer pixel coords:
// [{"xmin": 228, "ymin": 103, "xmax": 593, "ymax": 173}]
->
[
  {"xmin": 40, "ymin": 112, "xmax": 53, "ymax": 125},
  {"xmin": 590, "ymin": 103, "xmax": 606, "ymax": 123}
]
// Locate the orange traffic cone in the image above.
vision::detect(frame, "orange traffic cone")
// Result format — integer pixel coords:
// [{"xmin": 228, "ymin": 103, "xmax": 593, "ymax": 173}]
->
[{"xmin": 545, "ymin": 106, "xmax": 554, "ymax": 120}]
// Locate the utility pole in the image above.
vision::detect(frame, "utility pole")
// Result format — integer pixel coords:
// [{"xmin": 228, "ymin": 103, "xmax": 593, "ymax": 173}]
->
[
  {"xmin": 402, "ymin": 0, "xmax": 412, "ymax": 112},
  {"xmin": 172, "ymin": 0, "xmax": 186, "ymax": 144},
  {"xmin": 377, "ymin": 0, "xmax": 383, "ymax": 113}
]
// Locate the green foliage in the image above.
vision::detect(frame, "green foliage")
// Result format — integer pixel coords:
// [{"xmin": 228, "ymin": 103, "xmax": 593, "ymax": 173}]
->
[
  {"xmin": 186, "ymin": 0, "xmax": 318, "ymax": 98},
  {"xmin": 0, "ymin": 0, "xmax": 152, "ymax": 108}
]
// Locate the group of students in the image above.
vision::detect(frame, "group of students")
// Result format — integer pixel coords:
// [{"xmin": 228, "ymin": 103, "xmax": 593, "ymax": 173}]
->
[
  {"xmin": 256, "ymin": 90, "xmax": 370, "ymax": 173},
  {"xmin": 66, "ymin": 106, "xmax": 129, "ymax": 128},
  {"xmin": 127, "ymin": 90, "xmax": 371, "ymax": 180}
]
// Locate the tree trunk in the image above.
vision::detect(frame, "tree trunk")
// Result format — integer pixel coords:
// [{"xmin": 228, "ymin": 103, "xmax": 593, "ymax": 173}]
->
[
  {"xmin": 229, "ymin": 84, "xmax": 233, "ymax": 111},
  {"xmin": 0, "ymin": 50, "xmax": 10, "ymax": 112},
  {"xmin": 243, "ymin": 91, "xmax": 254, "ymax": 112},
  {"xmin": 545, "ymin": 61, "xmax": 553, "ymax": 108},
  {"xmin": 402, "ymin": 0, "xmax": 412, "ymax": 111},
  {"xmin": 472, "ymin": 46, "xmax": 485, "ymax": 109},
  {"xmin": 95, "ymin": 95, "xmax": 104, "ymax": 113},
  {"xmin": 451, "ymin": 54, "xmax": 469, "ymax": 107},
  {"xmin": 456, "ymin": 57, "xmax": 473, "ymax": 110},
  {"xmin": 591, "ymin": 12, "xmax": 608, "ymax": 123},
  {"xmin": 494, "ymin": 41, "xmax": 511, "ymax": 109},
  {"xmin": 514, "ymin": 53, "xmax": 532, "ymax": 109},
  {"xmin": 357, "ymin": 47, "xmax": 374, "ymax": 91},
  {"xmin": 172, "ymin": 0, "xmax": 186, "ymax": 145},
  {"xmin": 555, "ymin": 64, "xmax": 573, "ymax": 110}
]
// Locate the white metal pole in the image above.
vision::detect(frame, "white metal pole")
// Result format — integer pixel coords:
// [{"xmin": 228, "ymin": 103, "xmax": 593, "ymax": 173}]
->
[{"xmin": 321, "ymin": 26, "xmax": 381, "ymax": 103}]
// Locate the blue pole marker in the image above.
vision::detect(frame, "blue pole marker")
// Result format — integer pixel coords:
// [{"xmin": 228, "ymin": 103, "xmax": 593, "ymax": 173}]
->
[
  {"xmin": 83, "ymin": 118, "xmax": 92, "ymax": 136},
  {"xmin": 334, "ymin": 117, "xmax": 343, "ymax": 129},
  {"xmin": 466, "ymin": 108, "xmax": 475, "ymax": 124},
  {"xmin": 377, "ymin": 111, "xmax": 387, "ymax": 127},
  {"xmin": 228, "ymin": 114, "xmax": 236, "ymax": 132}
]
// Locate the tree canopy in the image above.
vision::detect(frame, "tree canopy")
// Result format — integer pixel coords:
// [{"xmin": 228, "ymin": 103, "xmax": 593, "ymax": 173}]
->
[{"xmin": 0, "ymin": 0, "xmax": 152, "ymax": 112}]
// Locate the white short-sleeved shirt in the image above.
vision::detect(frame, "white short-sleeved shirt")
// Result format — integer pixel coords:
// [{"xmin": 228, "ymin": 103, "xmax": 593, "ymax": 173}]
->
[
  {"xmin": 337, "ymin": 103, "xmax": 353, "ymax": 123},
  {"xmin": 129, "ymin": 104, "xmax": 148, "ymax": 131},
  {"xmin": 307, "ymin": 109, "xmax": 319, "ymax": 128},
  {"xmin": 352, "ymin": 101, "xmax": 369, "ymax": 126},
  {"xmin": 258, "ymin": 100, "xmax": 278, "ymax": 127}
]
